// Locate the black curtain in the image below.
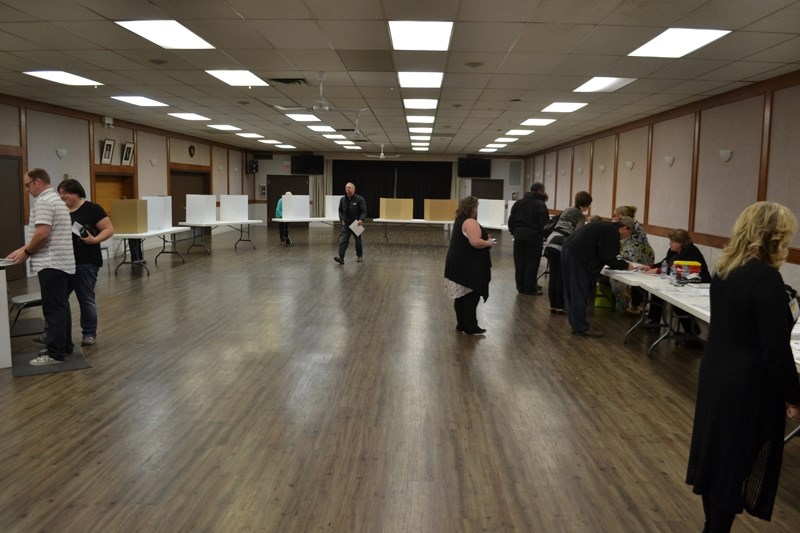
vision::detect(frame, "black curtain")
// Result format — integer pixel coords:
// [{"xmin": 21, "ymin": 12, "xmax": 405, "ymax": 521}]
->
[{"xmin": 332, "ymin": 160, "xmax": 452, "ymax": 219}]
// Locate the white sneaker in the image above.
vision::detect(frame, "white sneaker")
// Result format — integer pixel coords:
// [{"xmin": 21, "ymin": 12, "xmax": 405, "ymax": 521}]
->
[{"xmin": 29, "ymin": 352, "xmax": 63, "ymax": 366}]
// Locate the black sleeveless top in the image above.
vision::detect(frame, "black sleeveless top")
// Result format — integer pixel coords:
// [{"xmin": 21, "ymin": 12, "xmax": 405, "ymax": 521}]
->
[{"xmin": 444, "ymin": 215, "xmax": 492, "ymax": 300}]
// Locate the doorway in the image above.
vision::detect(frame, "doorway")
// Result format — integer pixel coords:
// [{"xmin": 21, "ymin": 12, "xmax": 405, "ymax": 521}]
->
[
  {"xmin": 95, "ymin": 174, "xmax": 135, "ymax": 217},
  {"xmin": 0, "ymin": 157, "xmax": 26, "ymax": 280},
  {"xmin": 169, "ymin": 170, "xmax": 211, "ymax": 237},
  {"xmin": 266, "ymin": 174, "xmax": 309, "ymax": 226}
]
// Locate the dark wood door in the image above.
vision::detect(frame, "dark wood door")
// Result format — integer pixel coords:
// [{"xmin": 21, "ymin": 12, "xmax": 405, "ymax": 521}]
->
[
  {"xmin": 0, "ymin": 157, "xmax": 26, "ymax": 281},
  {"xmin": 169, "ymin": 171, "xmax": 211, "ymax": 234},
  {"xmin": 266, "ymin": 174, "xmax": 309, "ymax": 225}
]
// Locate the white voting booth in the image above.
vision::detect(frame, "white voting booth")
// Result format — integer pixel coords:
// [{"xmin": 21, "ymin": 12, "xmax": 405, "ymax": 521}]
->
[
  {"xmin": 142, "ymin": 196, "xmax": 173, "ymax": 230},
  {"xmin": 184, "ymin": 194, "xmax": 216, "ymax": 224},
  {"xmin": 219, "ymin": 195, "xmax": 249, "ymax": 221},
  {"xmin": 281, "ymin": 194, "xmax": 310, "ymax": 219},
  {"xmin": 477, "ymin": 199, "xmax": 506, "ymax": 228},
  {"xmin": 325, "ymin": 195, "xmax": 340, "ymax": 220}
]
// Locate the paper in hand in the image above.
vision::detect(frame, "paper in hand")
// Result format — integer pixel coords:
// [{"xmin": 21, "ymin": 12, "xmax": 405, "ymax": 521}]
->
[{"xmin": 349, "ymin": 220, "xmax": 364, "ymax": 236}]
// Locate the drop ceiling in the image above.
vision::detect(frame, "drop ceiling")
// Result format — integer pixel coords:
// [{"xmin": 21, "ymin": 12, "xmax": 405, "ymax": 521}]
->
[{"xmin": 0, "ymin": 0, "xmax": 798, "ymax": 157}]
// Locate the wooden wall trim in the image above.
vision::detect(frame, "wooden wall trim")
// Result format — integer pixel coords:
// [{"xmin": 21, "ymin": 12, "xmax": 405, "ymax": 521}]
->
[
  {"xmin": 758, "ymin": 91, "xmax": 772, "ymax": 200},
  {"xmin": 169, "ymin": 162, "xmax": 212, "ymax": 173}
]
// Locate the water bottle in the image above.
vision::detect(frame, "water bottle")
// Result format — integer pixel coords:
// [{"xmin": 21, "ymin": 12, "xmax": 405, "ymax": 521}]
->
[{"xmin": 660, "ymin": 260, "xmax": 668, "ymax": 279}]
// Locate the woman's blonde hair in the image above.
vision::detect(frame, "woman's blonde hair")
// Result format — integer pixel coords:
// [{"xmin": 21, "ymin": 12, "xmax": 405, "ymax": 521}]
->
[
  {"xmin": 614, "ymin": 205, "xmax": 637, "ymax": 218},
  {"xmin": 715, "ymin": 201, "xmax": 797, "ymax": 279},
  {"xmin": 456, "ymin": 196, "xmax": 479, "ymax": 219}
]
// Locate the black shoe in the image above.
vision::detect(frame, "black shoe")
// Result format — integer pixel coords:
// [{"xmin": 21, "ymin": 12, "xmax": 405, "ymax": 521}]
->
[
  {"xmin": 463, "ymin": 327, "xmax": 486, "ymax": 335},
  {"xmin": 333, "ymin": 256, "xmax": 344, "ymax": 265},
  {"xmin": 572, "ymin": 328, "xmax": 604, "ymax": 338},
  {"xmin": 285, "ymin": 238, "xmax": 292, "ymax": 245},
  {"xmin": 531, "ymin": 288, "xmax": 543, "ymax": 295}
]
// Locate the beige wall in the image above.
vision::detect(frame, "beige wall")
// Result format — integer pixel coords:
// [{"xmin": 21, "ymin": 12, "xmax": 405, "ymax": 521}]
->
[
  {"xmin": 26, "ymin": 110, "xmax": 91, "ymax": 198},
  {"xmin": 170, "ymin": 138, "xmax": 210, "ymax": 166},
  {"xmin": 615, "ymin": 126, "xmax": 648, "ymax": 220},
  {"xmin": 555, "ymin": 147, "xmax": 572, "ymax": 210},
  {"xmin": 137, "ymin": 131, "xmax": 168, "ymax": 197},
  {"xmin": 571, "ymin": 142, "xmax": 591, "ymax": 203},
  {"xmin": 649, "ymin": 114, "xmax": 695, "ymax": 229},
  {"xmin": 591, "ymin": 135, "xmax": 615, "ymax": 218},
  {"xmin": 767, "ymin": 84, "xmax": 800, "ymax": 248},
  {"xmin": 0, "ymin": 103, "xmax": 20, "ymax": 146}
]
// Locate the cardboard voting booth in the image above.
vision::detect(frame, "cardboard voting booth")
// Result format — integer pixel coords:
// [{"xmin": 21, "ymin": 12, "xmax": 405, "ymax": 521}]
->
[
  {"xmin": 423, "ymin": 199, "xmax": 457, "ymax": 221},
  {"xmin": 185, "ymin": 194, "xmax": 216, "ymax": 224},
  {"xmin": 380, "ymin": 198, "xmax": 413, "ymax": 220},
  {"xmin": 282, "ymin": 194, "xmax": 310, "ymax": 218},
  {"xmin": 220, "ymin": 195, "xmax": 249, "ymax": 220},
  {"xmin": 111, "ymin": 199, "xmax": 148, "ymax": 234},
  {"xmin": 142, "ymin": 196, "xmax": 173, "ymax": 230},
  {"xmin": 476, "ymin": 199, "xmax": 505, "ymax": 227}
]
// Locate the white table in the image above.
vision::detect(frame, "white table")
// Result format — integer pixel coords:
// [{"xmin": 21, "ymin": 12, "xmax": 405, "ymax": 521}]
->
[
  {"xmin": 114, "ymin": 227, "xmax": 191, "ymax": 276},
  {"xmin": 180, "ymin": 220, "xmax": 263, "ymax": 253},
  {"xmin": 0, "ymin": 262, "xmax": 13, "ymax": 369}
]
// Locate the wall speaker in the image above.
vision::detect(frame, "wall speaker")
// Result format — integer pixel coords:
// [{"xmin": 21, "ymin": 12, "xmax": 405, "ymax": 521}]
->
[{"xmin": 246, "ymin": 160, "xmax": 259, "ymax": 174}]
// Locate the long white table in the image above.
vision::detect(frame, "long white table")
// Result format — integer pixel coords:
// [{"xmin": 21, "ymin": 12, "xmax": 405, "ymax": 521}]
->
[
  {"xmin": 114, "ymin": 227, "xmax": 191, "ymax": 276},
  {"xmin": 179, "ymin": 220, "xmax": 263, "ymax": 253}
]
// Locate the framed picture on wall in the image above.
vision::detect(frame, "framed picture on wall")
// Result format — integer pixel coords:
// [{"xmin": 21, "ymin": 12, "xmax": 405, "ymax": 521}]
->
[
  {"xmin": 101, "ymin": 139, "xmax": 115, "ymax": 165},
  {"xmin": 121, "ymin": 142, "xmax": 135, "ymax": 166}
]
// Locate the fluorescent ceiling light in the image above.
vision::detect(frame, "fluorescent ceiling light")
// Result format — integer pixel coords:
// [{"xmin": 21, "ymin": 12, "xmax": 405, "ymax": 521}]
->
[
  {"xmin": 323, "ymin": 134, "xmax": 346, "ymax": 139},
  {"xmin": 410, "ymin": 135, "xmax": 431, "ymax": 141},
  {"xmin": 168, "ymin": 113, "xmax": 209, "ymax": 121},
  {"xmin": 276, "ymin": 145, "xmax": 296, "ymax": 149},
  {"xmin": 115, "ymin": 20, "xmax": 214, "ymax": 49},
  {"xmin": 307, "ymin": 125, "xmax": 335, "ymax": 132},
  {"xmin": 398, "ymin": 72, "xmax": 444, "ymax": 88},
  {"xmin": 574, "ymin": 77, "xmax": 637, "ymax": 93},
  {"xmin": 286, "ymin": 113, "xmax": 320, "ymax": 122},
  {"xmin": 486, "ymin": 144, "xmax": 506, "ymax": 148},
  {"xmin": 258, "ymin": 139, "xmax": 281, "ymax": 144},
  {"xmin": 24, "ymin": 71, "xmax": 102, "ymax": 86},
  {"xmin": 409, "ymin": 127, "xmax": 433, "ymax": 134},
  {"xmin": 208, "ymin": 124, "xmax": 240, "ymax": 131},
  {"xmin": 520, "ymin": 118, "xmax": 555, "ymax": 126},
  {"xmin": 629, "ymin": 28, "xmax": 731, "ymax": 58},
  {"xmin": 404, "ymin": 99, "xmax": 438, "ymax": 110},
  {"xmin": 344, "ymin": 145, "xmax": 362, "ymax": 150},
  {"xmin": 112, "ymin": 96, "xmax": 167, "ymax": 107},
  {"xmin": 412, "ymin": 147, "xmax": 429, "ymax": 152},
  {"xmin": 205, "ymin": 70, "xmax": 267, "ymax": 86},
  {"xmin": 406, "ymin": 115, "xmax": 436, "ymax": 124},
  {"xmin": 507, "ymin": 129, "xmax": 534, "ymax": 135},
  {"xmin": 334, "ymin": 140, "xmax": 355, "ymax": 145},
  {"xmin": 542, "ymin": 102, "xmax": 587, "ymax": 113},
  {"xmin": 495, "ymin": 137, "xmax": 517, "ymax": 143},
  {"xmin": 411, "ymin": 142, "xmax": 430, "ymax": 146},
  {"xmin": 236, "ymin": 133, "xmax": 263, "ymax": 138},
  {"xmin": 479, "ymin": 148, "xmax": 497, "ymax": 153},
  {"xmin": 389, "ymin": 21, "xmax": 453, "ymax": 51}
]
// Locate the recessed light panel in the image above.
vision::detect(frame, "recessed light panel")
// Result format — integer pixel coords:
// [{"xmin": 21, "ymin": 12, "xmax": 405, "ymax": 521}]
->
[
  {"xmin": 506, "ymin": 129, "xmax": 534, "ymax": 136},
  {"xmin": 115, "ymin": 20, "xmax": 214, "ymax": 49},
  {"xmin": 403, "ymin": 99, "xmax": 438, "ymax": 110},
  {"xmin": 206, "ymin": 70, "xmax": 268, "ymax": 86},
  {"xmin": 410, "ymin": 135, "xmax": 431, "ymax": 141},
  {"xmin": 168, "ymin": 113, "xmax": 209, "ymax": 121},
  {"xmin": 334, "ymin": 140, "xmax": 355, "ymax": 145},
  {"xmin": 574, "ymin": 77, "xmax": 636, "ymax": 92},
  {"xmin": 495, "ymin": 138, "xmax": 517, "ymax": 143},
  {"xmin": 323, "ymin": 134, "xmax": 346, "ymax": 139},
  {"xmin": 389, "ymin": 21, "xmax": 453, "ymax": 51},
  {"xmin": 629, "ymin": 28, "xmax": 730, "ymax": 58},
  {"xmin": 542, "ymin": 102, "xmax": 587, "ymax": 113},
  {"xmin": 286, "ymin": 114, "xmax": 321, "ymax": 122},
  {"xmin": 409, "ymin": 127, "xmax": 433, "ymax": 134},
  {"xmin": 209, "ymin": 124, "xmax": 241, "ymax": 131},
  {"xmin": 24, "ymin": 71, "xmax": 102, "ymax": 86},
  {"xmin": 406, "ymin": 115, "xmax": 436, "ymax": 124},
  {"xmin": 343, "ymin": 145, "xmax": 362, "ymax": 150},
  {"xmin": 486, "ymin": 144, "xmax": 506, "ymax": 148},
  {"xmin": 111, "ymin": 96, "xmax": 168, "ymax": 107},
  {"xmin": 307, "ymin": 125, "xmax": 335, "ymax": 132},
  {"xmin": 398, "ymin": 72, "xmax": 444, "ymax": 88},
  {"xmin": 412, "ymin": 147, "xmax": 429, "ymax": 152},
  {"xmin": 521, "ymin": 118, "xmax": 556, "ymax": 126},
  {"xmin": 258, "ymin": 139, "xmax": 281, "ymax": 144},
  {"xmin": 276, "ymin": 144, "xmax": 296, "ymax": 149},
  {"xmin": 479, "ymin": 148, "xmax": 497, "ymax": 153},
  {"xmin": 236, "ymin": 133, "xmax": 263, "ymax": 138}
]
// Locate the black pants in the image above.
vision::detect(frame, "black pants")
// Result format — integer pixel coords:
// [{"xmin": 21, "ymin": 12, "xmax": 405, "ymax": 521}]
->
[
  {"xmin": 128, "ymin": 239, "xmax": 143, "ymax": 261},
  {"xmin": 454, "ymin": 291, "xmax": 480, "ymax": 331},
  {"xmin": 278, "ymin": 222, "xmax": 290, "ymax": 242},
  {"xmin": 38, "ymin": 268, "xmax": 73, "ymax": 359},
  {"xmin": 648, "ymin": 296, "xmax": 699, "ymax": 333},
  {"xmin": 513, "ymin": 238, "xmax": 543, "ymax": 293},
  {"xmin": 547, "ymin": 250, "xmax": 564, "ymax": 309},
  {"xmin": 338, "ymin": 224, "xmax": 363, "ymax": 259}
]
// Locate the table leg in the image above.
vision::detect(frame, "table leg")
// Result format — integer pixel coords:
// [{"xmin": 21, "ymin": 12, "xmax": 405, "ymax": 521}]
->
[
  {"xmin": 785, "ymin": 423, "xmax": 800, "ymax": 444},
  {"xmin": 155, "ymin": 234, "xmax": 186, "ymax": 265},
  {"xmin": 233, "ymin": 224, "xmax": 256, "ymax": 250},
  {"xmin": 624, "ymin": 291, "xmax": 648, "ymax": 344},
  {"xmin": 114, "ymin": 239, "xmax": 149, "ymax": 276},
  {"xmin": 186, "ymin": 226, "xmax": 211, "ymax": 255}
]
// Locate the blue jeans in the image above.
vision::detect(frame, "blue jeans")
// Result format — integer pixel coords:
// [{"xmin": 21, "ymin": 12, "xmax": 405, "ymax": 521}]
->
[
  {"xmin": 561, "ymin": 246, "xmax": 592, "ymax": 334},
  {"xmin": 70, "ymin": 263, "xmax": 99, "ymax": 337},
  {"xmin": 338, "ymin": 224, "xmax": 363, "ymax": 259}
]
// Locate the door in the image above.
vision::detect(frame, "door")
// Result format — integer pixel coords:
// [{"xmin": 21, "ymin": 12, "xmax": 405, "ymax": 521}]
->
[
  {"xmin": 0, "ymin": 157, "xmax": 26, "ymax": 280},
  {"xmin": 169, "ymin": 170, "xmax": 211, "ymax": 236},
  {"xmin": 266, "ymin": 174, "xmax": 309, "ymax": 226},
  {"xmin": 95, "ymin": 174, "xmax": 135, "ymax": 218}
]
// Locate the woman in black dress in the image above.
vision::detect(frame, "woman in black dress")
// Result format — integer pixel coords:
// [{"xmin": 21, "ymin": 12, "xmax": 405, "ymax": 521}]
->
[
  {"xmin": 686, "ymin": 201, "xmax": 800, "ymax": 532},
  {"xmin": 444, "ymin": 196, "xmax": 494, "ymax": 335}
]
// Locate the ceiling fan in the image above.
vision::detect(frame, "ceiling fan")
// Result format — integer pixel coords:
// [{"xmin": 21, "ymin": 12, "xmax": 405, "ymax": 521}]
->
[
  {"xmin": 273, "ymin": 72, "xmax": 353, "ymax": 113},
  {"xmin": 366, "ymin": 144, "xmax": 401, "ymax": 159}
]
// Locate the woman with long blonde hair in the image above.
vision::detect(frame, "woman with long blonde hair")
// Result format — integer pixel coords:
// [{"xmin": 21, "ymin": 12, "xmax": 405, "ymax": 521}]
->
[{"xmin": 686, "ymin": 201, "xmax": 800, "ymax": 532}]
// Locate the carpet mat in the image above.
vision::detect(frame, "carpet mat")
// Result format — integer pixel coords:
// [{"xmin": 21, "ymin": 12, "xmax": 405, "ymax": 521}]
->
[{"xmin": 12, "ymin": 349, "xmax": 91, "ymax": 377}]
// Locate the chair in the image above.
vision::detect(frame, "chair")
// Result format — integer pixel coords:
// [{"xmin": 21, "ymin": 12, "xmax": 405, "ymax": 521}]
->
[{"xmin": 9, "ymin": 292, "xmax": 42, "ymax": 332}]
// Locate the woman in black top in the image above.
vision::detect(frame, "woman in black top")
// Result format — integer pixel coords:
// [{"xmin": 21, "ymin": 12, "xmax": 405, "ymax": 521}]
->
[
  {"xmin": 686, "ymin": 201, "xmax": 800, "ymax": 532},
  {"xmin": 57, "ymin": 179, "xmax": 114, "ymax": 346},
  {"xmin": 444, "ymin": 196, "xmax": 494, "ymax": 335}
]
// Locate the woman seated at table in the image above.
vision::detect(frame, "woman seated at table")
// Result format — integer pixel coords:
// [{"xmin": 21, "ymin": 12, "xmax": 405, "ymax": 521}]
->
[
  {"xmin": 643, "ymin": 228, "xmax": 711, "ymax": 332},
  {"xmin": 613, "ymin": 205, "xmax": 654, "ymax": 314}
]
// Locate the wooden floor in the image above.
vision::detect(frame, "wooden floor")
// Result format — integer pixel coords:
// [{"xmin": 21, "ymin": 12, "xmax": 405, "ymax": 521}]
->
[{"xmin": 2, "ymin": 225, "xmax": 799, "ymax": 532}]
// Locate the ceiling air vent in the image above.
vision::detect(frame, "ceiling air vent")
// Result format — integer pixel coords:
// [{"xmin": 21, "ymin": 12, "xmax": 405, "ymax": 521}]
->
[{"xmin": 267, "ymin": 78, "xmax": 307, "ymax": 86}]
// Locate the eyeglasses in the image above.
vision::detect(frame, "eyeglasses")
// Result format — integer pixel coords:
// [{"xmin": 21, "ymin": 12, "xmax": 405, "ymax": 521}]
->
[{"xmin": 23, "ymin": 177, "xmax": 38, "ymax": 188}]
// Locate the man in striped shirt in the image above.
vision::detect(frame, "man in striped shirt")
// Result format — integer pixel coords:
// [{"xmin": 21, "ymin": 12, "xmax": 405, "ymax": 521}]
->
[{"xmin": 7, "ymin": 168, "xmax": 76, "ymax": 366}]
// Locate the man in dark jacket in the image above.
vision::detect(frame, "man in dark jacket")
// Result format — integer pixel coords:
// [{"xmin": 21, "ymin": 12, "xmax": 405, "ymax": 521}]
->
[
  {"xmin": 507, "ymin": 182, "xmax": 549, "ymax": 294},
  {"xmin": 334, "ymin": 181, "xmax": 367, "ymax": 264},
  {"xmin": 561, "ymin": 217, "xmax": 636, "ymax": 337}
]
